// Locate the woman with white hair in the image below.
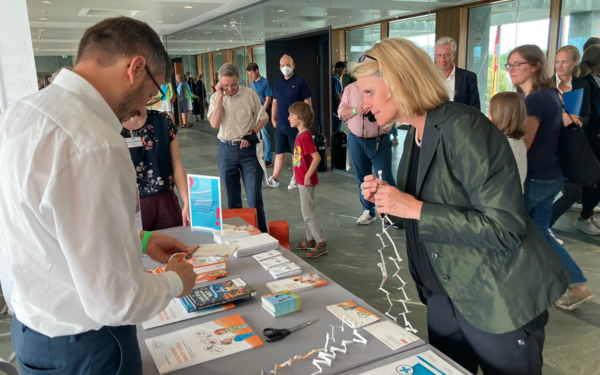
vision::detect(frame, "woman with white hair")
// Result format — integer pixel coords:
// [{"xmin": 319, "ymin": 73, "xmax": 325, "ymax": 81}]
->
[{"xmin": 356, "ymin": 37, "xmax": 569, "ymax": 375}]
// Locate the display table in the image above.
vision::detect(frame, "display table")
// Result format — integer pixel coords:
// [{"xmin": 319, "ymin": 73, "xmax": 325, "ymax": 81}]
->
[
  {"xmin": 338, "ymin": 344, "xmax": 472, "ymax": 375},
  {"xmin": 137, "ymin": 219, "xmax": 426, "ymax": 374}
]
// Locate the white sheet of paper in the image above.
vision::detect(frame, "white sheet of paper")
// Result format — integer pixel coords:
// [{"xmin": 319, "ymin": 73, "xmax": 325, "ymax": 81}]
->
[
  {"xmin": 358, "ymin": 349, "xmax": 464, "ymax": 375},
  {"xmin": 192, "ymin": 244, "xmax": 238, "ymax": 258},
  {"xmin": 362, "ymin": 321, "xmax": 419, "ymax": 351},
  {"xmin": 142, "ymin": 299, "xmax": 234, "ymax": 330},
  {"xmin": 126, "ymin": 137, "xmax": 143, "ymax": 148}
]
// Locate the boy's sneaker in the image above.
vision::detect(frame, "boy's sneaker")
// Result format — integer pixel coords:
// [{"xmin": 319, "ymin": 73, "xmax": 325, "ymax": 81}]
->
[
  {"xmin": 575, "ymin": 219, "xmax": 600, "ymax": 235},
  {"xmin": 288, "ymin": 176, "xmax": 298, "ymax": 190},
  {"xmin": 357, "ymin": 210, "xmax": 377, "ymax": 225},
  {"xmin": 555, "ymin": 289, "xmax": 595, "ymax": 311},
  {"xmin": 265, "ymin": 161, "xmax": 273, "ymax": 168},
  {"xmin": 266, "ymin": 176, "xmax": 280, "ymax": 188}
]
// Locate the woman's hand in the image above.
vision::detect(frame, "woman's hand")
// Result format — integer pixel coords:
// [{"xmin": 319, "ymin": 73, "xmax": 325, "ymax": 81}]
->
[
  {"xmin": 182, "ymin": 205, "xmax": 191, "ymax": 226},
  {"xmin": 563, "ymin": 112, "xmax": 582, "ymax": 127},
  {"xmin": 373, "ymin": 186, "xmax": 424, "ymax": 220},
  {"xmin": 360, "ymin": 175, "xmax": 380, "ymax": 203}
]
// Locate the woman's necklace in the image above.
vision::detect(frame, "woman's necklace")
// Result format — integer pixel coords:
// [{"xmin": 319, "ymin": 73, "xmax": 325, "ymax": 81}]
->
[{"xmin": 415, "ymin": 128, "xmax": 422, "ymax": 147}]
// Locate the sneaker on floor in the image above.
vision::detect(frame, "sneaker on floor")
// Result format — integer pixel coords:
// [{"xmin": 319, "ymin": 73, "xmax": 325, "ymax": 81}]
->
[
  {"xmin": 548, "ymin": 229, "xmax": 564, "ymax": 245},
  {"xmin": 265, "ymin": 161, "xmax": 273, "ymax": 168},
  {"xmin": 575, "ymin": 218, "xmax": 600, "ymax": 235},
  {"xmin": 288, "ymin": 176, "xmax": 298, "ymax": 190},
  {"xmin": 555, "ymin": 289, "xmax": 595, "ymax": 311},
  {"xmin": 589, "ymin": 217, "xmax": 600, "ymax": 230},
  {"xmin": 391, "ymin": 137, "xmax": 399, "ymax": 145},
  {"xmin": 357, "ymin": 210, "xmax": 377, "ymax": 225},
  {"xmin": 266, "ymin": 176, "xmax": 280, "ymax": 188},
  {"xmin": 570, "ymin": 203, "xmax": 583, "ymax": 212}
]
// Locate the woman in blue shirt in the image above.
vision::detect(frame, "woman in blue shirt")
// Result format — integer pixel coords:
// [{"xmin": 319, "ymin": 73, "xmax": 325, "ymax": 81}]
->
[{"xmin": 508, "ymin": 44, "xmax": 594, "ymax": 311}]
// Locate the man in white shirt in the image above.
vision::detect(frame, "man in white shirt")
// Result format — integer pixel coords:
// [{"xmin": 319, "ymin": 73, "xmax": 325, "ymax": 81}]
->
[
  {"xmin": 209, "ymin": 63, "xmax": 269, "ymax": 232},
  {"xmin": 434, "ymin": 36, "xmax": 481, "ymax": 111},
  {"xmin": 0, "ymin": 17, "xmax": 196, "ymax": 374}
]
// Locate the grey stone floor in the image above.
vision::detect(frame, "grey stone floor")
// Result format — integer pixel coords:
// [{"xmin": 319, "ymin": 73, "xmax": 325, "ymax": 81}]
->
[{"xmin": 1, "ymin": 120, "xmax": 599, "ymax": 374}]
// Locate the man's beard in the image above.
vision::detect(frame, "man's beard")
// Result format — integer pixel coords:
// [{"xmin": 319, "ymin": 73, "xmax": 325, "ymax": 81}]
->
[{"xmin": 117, "ymin": 81, "xmax": 146, "ymax": 122}]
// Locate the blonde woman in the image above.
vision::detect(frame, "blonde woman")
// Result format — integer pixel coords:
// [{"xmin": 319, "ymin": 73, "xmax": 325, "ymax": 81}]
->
[
  {"xmin": 489, "ymin": 92, "xmax": 527, "ymax": 190},
  {"xmin": 356, "ymin": 38, "xmax": 569, "ymax": 375}
]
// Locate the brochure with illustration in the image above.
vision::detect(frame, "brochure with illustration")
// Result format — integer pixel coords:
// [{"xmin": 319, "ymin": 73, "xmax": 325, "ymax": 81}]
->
[
  {"xmin": 362, "ymin": 321, "xmax": 420, "ymax": 351},
  {"xmin": 326, "ymin": 300, "xmax": 380, "ymax": 328},
  {"xmin": 180, "ymin": 278, "xmax": 256, "ymax": 312},
  {"xmin": 261, "ymin": 290, "xmax": 301, "ymax": 317},
  {"xmin": 192, "ymin": 243, "xmax": 238, "ymax": 258},
  {"xmin": 145, "ymin": 314, "xmax": 263, "ymax": 374},
  {"xmin": 259, "ymin": 256, "xmax": 291, "ymax": 270},
  {"xmin": 188, "ymin": 174, "xmax": 222, "ymax": 231},
  {"xmin": 266, "ymin": 272, "xmax": 328, "ymax": 293},
  {"xmin": 268, "ymin": 262, "xmax": 301, "ymax": 279},
  {"xmin": 359, "ymin": 349, "xmax": 464, "ymax": 375},
  {"xmin": 252, "ymin": 250, "xmax": 282, "ymax": 262},
  {"xmin": 214, "ymin": 224, "xmax": 261, "ymax": 244},
  {"xmin": 142, "ymin": 300, "xmax": 234, "ymax": 330}
]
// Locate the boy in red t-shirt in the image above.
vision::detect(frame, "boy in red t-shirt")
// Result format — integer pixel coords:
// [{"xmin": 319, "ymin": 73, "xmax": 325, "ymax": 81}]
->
[{"xmin": 288, "ymin": 102, "xmax": 328, "ymax": 258}]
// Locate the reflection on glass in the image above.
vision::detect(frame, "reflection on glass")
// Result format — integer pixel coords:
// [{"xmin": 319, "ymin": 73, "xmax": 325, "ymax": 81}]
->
[
  {"xmin": 345, "ymin": 26, "xmax": 381, "ymax": 64},
  {"xmin": 203, "ymin": 54, "xmax": 211, "ymax": 101},
  {"xmin": 467, "ymin": 0, "xmax": 550, "ymax": 113},
  {"xmin": 234, "ymin": 49, "xmax": 248, "ymax": 87},
  {"xmin": 389, "ymin": 15, "xmax": 436, "ymax": 59},
  {"xmin": 560, "ymin": 0, "xmax": 600, "ymax": 53},
  {"xmin": 253, "ymin": 46, "xmax": 266, "ymax": 79}
]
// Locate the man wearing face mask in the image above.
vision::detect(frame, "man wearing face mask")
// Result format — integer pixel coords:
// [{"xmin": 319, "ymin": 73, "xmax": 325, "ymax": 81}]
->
[
  {"xmin": 267, "ymin": 54, "xmax": 312, "ymax": 189},
  {"xmin": 0, "ymin": 17, "xmax": 197, "ymax": 374},
  {"xmin": 209, "ymin": 63, "xmax": 269, "ymax": 233}
]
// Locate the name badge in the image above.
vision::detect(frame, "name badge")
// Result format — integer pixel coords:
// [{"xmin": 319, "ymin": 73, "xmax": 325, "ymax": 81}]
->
[{"xmin": 126, "ymin": 137, "xmax": 143, "ymax": 148}]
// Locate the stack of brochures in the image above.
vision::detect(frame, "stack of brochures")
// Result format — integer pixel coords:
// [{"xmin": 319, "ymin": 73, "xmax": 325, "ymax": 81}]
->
[
  {"xmin": 147, "ymin": 255, "xmax": 228, "ymax": 284},
  {"xmin": 252, "ymin": 250, "xmax": 282, "ymax": 262},
  {"xmin": 258, "ymin": 255, "xmax": 291, "ymax": 270},
  {"xmin": 266, "ymin": 272, "xmax": 328, "ymax": 293},
  {"xmin": 261, "ymin": 290, "xmax": 301, "ymax": 317},
  {"xmin": 268, "ymin": 262, "xmax": 302, "ymax": 279},
  {"xmin": 213, "ymin": 224, "xmax": 261, "ymax": 244},
  {"xmin": 228, "ymin": 233, "xmax": 279, "ymax": 257},
  {"xmin": 179, "ymin": 278, "xmax": 256, "ymax": 313}
]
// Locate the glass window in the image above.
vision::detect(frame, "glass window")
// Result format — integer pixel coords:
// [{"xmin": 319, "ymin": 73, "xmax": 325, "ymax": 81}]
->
[
  {"xmin": 389, "ymin": 15, "xmax": 436, "ymax": 58},
  {"xmin": 203, "ymin": 54, "xmax": 211, "ymax": 100},
  {"xmin": 466, "ymin": 0, "xmax": 550, "ymax": 113},
  {"xmin": 560, "ymin": 0, "xmax": 600, "ymax": 53},
  {"xmin": 253, "ymin": 46, "xmax": 266, "ymax": 79},
  {"xmin": 233, "ymin": 49, "xmax": 248, "ymax": 87},
  {"xmin": 213, "ymin": 52, "xmax": 223, "ymax": 72},
  {"xmin": 345, "ymin": 25, "xmax": 381, "ymax": 64}
]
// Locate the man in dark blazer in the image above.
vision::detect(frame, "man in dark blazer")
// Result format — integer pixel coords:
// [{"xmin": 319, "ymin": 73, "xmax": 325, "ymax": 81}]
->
[{"xmin": 434, "ymin": 36, "xmax": 481, "ymax": 111}]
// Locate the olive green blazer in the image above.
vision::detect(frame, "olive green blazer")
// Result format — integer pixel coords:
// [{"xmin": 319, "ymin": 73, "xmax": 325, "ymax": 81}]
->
[{"xmin": 395, "ymin": 102, "xmax": 570, "ymax": 334}]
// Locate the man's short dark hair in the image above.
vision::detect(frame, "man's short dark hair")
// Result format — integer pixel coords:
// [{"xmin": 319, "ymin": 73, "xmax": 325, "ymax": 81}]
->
[
  {"xmin": 77, "ymin": 17, "xmax": 173, "ymax": 82},
  {"xmin": 584, "ymin": 37, "xmax": 600, "ymax": 52},
  {"xmin": 335, "ymin": 61, "xmax": 347, "ymax": 70},
  {"xmin": 246, "ymin": 62, "xmax": 259, "ymax": 72}
]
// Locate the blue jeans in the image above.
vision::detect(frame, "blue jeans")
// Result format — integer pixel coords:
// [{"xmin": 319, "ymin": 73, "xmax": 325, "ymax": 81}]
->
[
  {"xmin": 389, "ymin": 123, "xmax": 398, "ymax": 139},
  {"xmin": 524, "ymin": 177, "xmax": 586, "ymax": 286},
  {"xmin": 217, "ymin": 142, "xmax": 267, "ymax": 232},
  {"xmin": 260, "ymin": 123, "xmax": 273, "ymax": 163},
  {"xmin": 11, "ymin": 315, "xmax": 141, "ymax": 375},
  {"xmin": 348, "ymin": 132, "xmax": 396, "ymax": 216}
]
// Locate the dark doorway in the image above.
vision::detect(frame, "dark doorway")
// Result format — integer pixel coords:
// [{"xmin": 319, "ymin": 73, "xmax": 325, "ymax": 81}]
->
[{"xmin": 265, "ymin": 28, "xmax": 332, "ymax": 148}]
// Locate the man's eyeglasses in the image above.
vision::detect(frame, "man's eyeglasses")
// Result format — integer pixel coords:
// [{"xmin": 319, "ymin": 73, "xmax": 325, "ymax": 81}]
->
[
  {"xmin": 504, "ymin": 62, "xmax": 530, "ymax": 71},
  {"xmin": 358, "ymin": 54, "xmax": 378, "ymax": 63},
  {"xmin": 222, "ymin": 84, "xmax": 239, "ymax": 89},
  {"xmin": 145, "ymin": 65, "xmax": 165, "ymax": 106}
]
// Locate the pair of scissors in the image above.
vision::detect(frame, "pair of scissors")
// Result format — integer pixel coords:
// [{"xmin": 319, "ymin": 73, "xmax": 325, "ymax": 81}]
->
[{"xmin": 263, "ymin": 319, "xmax": 319, "ymax": 343}]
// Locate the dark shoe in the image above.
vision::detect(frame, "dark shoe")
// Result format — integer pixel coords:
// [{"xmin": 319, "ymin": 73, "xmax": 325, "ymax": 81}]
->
[
  {"xmin": 305, "ymin": 243, "xmax": 328, "ymax": 259},
  {"xmin": 294, "ymin": 240, "xmax": 316, "ymax": 250},
  {"xmin": 265, "ymin": 162, "xmax": 273, "ymax": 168}
]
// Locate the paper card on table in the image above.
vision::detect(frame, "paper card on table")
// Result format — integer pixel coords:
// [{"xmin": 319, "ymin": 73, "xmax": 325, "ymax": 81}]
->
[
  {"xmin": 564, "ymin": 88, "xmax": 584, "ymax": 116},
  {"xmin": 266, "ymin": 272, "xmax": 328, "ymax": 293},
  {"xmin": 326, "ymin": 301, "xmax": 380, "ymax": 328},
  {"xmin": 252, "ymin": 250, "xmax": 282, "ymax": 262},
  {"xmin": 192, "ymin": 244, "xmax": 239, "ymax": 258},
  {"xmin": 358, "ymin": 349, "xmax": 464, "ymax": 375},
  {"xmin": 142, "ymin": 301, "xmax": 234, "ymax": 330},
  {"xmin": 362, "ymin": 321, "xmax": 419, "ymax": 351},
  {"xmin": 188, "ymin": 174, "xmax": 222, "ymax": 231},
  {"xmin": 259, "ymin": 256, "xmax": 291, "ymax": 269},
  {"xmin": 145, "ymin": 314, "xmax": 263, "ymax": 374}
]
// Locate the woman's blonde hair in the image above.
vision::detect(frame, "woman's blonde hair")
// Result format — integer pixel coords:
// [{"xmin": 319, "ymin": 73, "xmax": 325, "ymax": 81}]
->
[
  {"xmin": 351, "ymin": 37, "xmax": 449, "ymax": 118},
  {"xmin": 489, "ymin": 92, "xmax": 526, "ymax": 140},
  {"xmin": 556, "ymin": 45, "xmax": 581, "ymax": 77},
  {"xmin": 509, "ymin": 45, "xmax": 554, "ymax": 94},
  {"xmin": 577, "ymin": 44, "xmax": 600, "ymax": 78}
]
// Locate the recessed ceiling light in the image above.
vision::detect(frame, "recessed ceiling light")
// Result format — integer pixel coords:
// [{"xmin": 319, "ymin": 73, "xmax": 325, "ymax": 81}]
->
[
  {"xmin": 39, "ymin": 17, "xmax": 48, "ymax": 20},
  {"xmin": 277, "ymin": 10, "xmax": 285, "ymax": 12},
  {"xmin": 41, "ymin": 1, "xmax": 51, "ymax": 3},
  {"xmin": 184, "ymin": 5, "xmax": 193, "ymax": 9},
  {"xmin": 157, "ymin": 20, "xmax": 163, "ymax": 23}
]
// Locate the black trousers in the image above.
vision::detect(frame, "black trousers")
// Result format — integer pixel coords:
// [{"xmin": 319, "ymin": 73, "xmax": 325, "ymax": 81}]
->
[
  {"xmin": 427, "ymin": 295, "xmax": 547, "ymax": 375},
  {"xmin": 551, "ymin": 181, "xmax": 600, "ymax": 225}
]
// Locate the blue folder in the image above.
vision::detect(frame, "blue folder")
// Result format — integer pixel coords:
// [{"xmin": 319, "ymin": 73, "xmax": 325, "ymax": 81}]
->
[{"xmin": 563, "ymin": 88, "xmax": 583, "ymax": 116}]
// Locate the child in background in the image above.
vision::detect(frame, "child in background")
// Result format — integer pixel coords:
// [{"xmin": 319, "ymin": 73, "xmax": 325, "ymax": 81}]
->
[
  {"xmin": 489, "ymin": 92, "xmax": 528, "ymax": 192},
  {"xmin": 288, "ymin": 102, "xmax": 328, "ymax": 259}
]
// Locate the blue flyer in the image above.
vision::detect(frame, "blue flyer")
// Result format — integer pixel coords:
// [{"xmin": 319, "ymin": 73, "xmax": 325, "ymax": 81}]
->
[{"xmin": 188, "ymin": 174, "xmax": 222, "ymax": 231}]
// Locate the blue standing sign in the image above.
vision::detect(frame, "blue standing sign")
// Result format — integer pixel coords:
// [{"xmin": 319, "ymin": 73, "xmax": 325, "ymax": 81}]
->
[{"xmin": 188, "ymin": 174, "xmax": 222, "ymax": 231}]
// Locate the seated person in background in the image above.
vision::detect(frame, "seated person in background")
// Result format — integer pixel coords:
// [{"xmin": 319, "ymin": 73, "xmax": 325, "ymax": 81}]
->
[
  {"xmin": 488, "ymin": 92, "xmax": 527, "ymax": 191},
  {"xmin": 122, "ymin": 108, "xmax": 191, "ymax": 230}
]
